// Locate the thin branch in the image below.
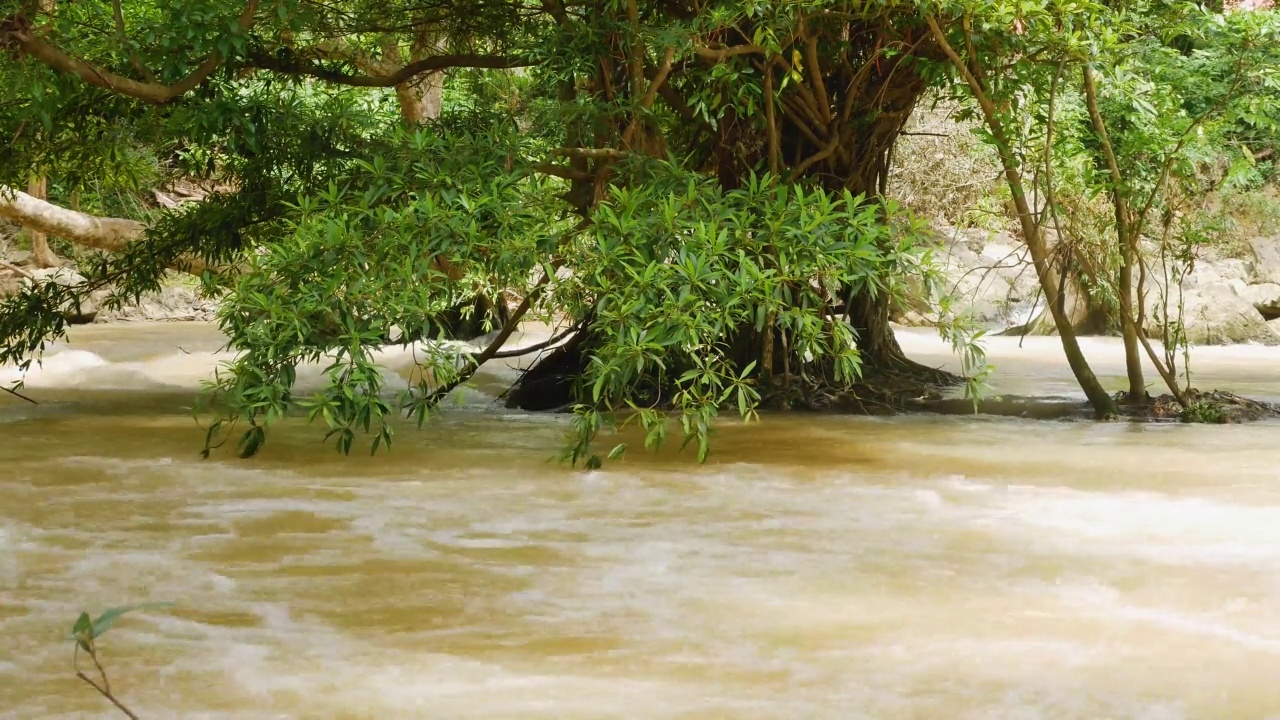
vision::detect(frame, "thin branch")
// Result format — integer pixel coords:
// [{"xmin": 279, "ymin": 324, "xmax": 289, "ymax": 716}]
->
[
  {"xmin": 247, "ymin": 51, "xmax": 529, "ymax": 87},
  {"xmin": 490, "ymin": 322, "xmax": 582, "ymax": 359},
  {"xmin": 75, "ymin": 648, "xmax": 139, "ymax": 720},
  {"xmin": 0, "ymin": 259, "xmax": 35, "ymax": 280},
  {"xmin": 111, "ymin": 0, "xmax": 158, "ymax": 83}
]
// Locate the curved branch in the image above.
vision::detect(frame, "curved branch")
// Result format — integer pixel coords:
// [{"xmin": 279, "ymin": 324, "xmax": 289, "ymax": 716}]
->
[
  {"xmin": 490, "ymin": 322, "xmax": 582, "ymax": 359},
  {"xmin": 4, "ymin": 0, "xmax": 259, "ymax": 104},
  {"xmin": 694, "ymin": 44, "xmax": 764, "ymax": 61},
  {"xmin": 248, "ymin": 51, "xmax": 529, "ymax": 87}
]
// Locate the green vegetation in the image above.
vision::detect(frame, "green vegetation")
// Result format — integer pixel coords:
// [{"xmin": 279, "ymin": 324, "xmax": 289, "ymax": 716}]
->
[{"xmin": 2, "ymin": 0, "xmax": 1278, "ymax": 463}]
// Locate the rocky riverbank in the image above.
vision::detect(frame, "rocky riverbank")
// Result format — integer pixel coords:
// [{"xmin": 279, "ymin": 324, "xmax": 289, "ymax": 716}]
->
[
  {"xmin": 4, "ymin": 220, "xmax": 1280, "ymax": 341},
  {"xmin": 0, "ymin": 249, "xmax": 218, "ymax": 324},
  {"xmin": 897, "ymin": 224, "xmax": 1280, "ymax": 345}
]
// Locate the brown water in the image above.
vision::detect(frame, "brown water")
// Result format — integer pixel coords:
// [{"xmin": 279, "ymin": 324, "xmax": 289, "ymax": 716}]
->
[{"xmin": 2, "ymin": 324, "xmax": 1280, "ymax": 719}]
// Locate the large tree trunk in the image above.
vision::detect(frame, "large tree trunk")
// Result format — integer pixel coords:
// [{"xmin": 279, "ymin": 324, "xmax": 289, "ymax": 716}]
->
[
  {"xmin": 394, "ymin": 75, "xmax": 443, "ymax": 123},
  {"xmin": 507, "ymin": 22, "xmax": 960, "ymax": 413},
  {"xmin": 25, "ymin": 175, "xmax": 61, "ymax": 268}
]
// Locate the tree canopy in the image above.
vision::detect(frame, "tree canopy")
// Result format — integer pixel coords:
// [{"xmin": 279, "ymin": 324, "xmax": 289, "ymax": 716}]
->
[{"xmin": 1, "ymin": 0, "xmax": 1277, "ymax": 462}]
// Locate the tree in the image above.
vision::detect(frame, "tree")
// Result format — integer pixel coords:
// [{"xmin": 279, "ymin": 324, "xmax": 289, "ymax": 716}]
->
[
  {"xmin": 928, "ymin": 0, "xmax": 1278, "ymax": 411},
  {"xmin": 10, "ymin": 0, "xmax": 1268, "ymax": 461}
]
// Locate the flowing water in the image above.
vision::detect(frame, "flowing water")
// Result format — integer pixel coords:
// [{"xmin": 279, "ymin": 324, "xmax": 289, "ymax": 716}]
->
[{"xmin": 2, "ymin": 324, "xmax": 1280, "ymax": 719}]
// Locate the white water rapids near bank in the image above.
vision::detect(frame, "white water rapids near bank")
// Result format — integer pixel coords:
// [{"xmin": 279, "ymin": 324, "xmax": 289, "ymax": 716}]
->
[{"xmin": 2, "ymin": 323, "xmax": 1280, "ymax": 718}]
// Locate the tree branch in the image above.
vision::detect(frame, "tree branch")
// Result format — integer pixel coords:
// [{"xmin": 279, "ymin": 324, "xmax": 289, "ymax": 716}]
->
[
  {"xmin": 0, "ymin": 259, "xmax": 36, "ymax": 280},
  {"xmin": 533, "ymin": 163, "xmax": 593, "ymax": 181},
  {"xmin": 5, "ymin": 0, "xmax": 259, "ymax": 104},
  {"xmin": 801, "ymin": 23, "xmax": 831, "ymax": 123},
  {"xmin": 248, "ymin": 50, "xmax": 529, "ymax": 87},
  {"xmin": 111, "ymin": 0, "xmax": 158, "ymax": 83},
  {"xmin": 551, "ymin": 147, "xmax": 628, "ymax": 160},
  {"xmin": 621, "ymin": 46, "xmax": 675, "ymax": 149},
  {"xmin": 694, "ymin": 44, "xmax": 764, "ymax": 61},
  {"xmin": 789, "ymin": 134, "xmax": 839, "ymax": 181},
  {"xmin": 0, "ymin": 186, "xmax": 211, "ymax": 275},
  {"xmin": 490, "ymin": 322, "xmax": 582, "ymax": 359},
  {"xmin": 0, "ymin": 186, "xmax": 144, "ymax": 251}
]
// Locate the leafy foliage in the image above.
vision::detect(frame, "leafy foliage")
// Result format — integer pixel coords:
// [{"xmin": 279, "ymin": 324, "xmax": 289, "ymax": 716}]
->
[{"xmin": 3, "ymin": 0, "xmax": 1276, "ymax": 461}]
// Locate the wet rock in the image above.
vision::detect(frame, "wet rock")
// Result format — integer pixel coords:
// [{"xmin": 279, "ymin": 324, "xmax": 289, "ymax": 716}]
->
[{"xmin": 0, "ymin": 275, "xmax": 22, "ymax": 298}]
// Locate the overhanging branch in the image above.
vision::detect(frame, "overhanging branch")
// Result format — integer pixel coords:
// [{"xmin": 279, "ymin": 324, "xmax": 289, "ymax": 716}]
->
[{"xmin": 3, "ymin": 0, "xmax": 259, "ymax": 104}]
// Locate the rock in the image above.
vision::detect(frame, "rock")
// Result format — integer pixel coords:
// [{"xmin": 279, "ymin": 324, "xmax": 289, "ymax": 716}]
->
[
  {"xmin": 1239, "ymin": 282, "xmax": 1280, "ymax": 320},
  {"xmin": 0, "ymin": 276, "xmax": 22, "ymax": 298},
  {"xmin": 1183, "ymin": 257, "xmax": 1254, "ymax": 290},
  {"xmin": 1179, "ymin": 286, "xmax": 1279, "ymax": 346},
  {"xmin": 94, "ymin": 285, "xmax": 219, "ymax": 323},
  {"xmin": 1248, "ymin": 236, "xmax": 1280, "ymax": 285},
  {"xmin": 5, "ymin": 250, "xmax": 31, "ymax": 266},
  {"xmin": 19, "ymin": 268, "xmax": 105, "ymax": 323},
  {"xmin": 1270, "ymin": 318, "xmax": 1280, "ymax": 340},
  {"xmin": 896, "ymin": 310, "xmax": 932, "ymax": 327}
]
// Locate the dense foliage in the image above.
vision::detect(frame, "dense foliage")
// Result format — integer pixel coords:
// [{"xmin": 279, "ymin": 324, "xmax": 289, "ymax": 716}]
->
[{"xmin": 1, "ymin": 0, "xmax": 1277, "ymax": 461}]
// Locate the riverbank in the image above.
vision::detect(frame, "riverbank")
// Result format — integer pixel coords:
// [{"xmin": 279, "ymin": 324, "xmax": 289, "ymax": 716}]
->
[{"xmin": 896, "ymin": 223, "xmax": 1280, "ymax": 345}]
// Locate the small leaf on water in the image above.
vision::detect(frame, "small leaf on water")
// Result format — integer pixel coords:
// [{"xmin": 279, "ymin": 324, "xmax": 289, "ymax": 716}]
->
[{"xmin": 89, "ymin": 603, "xmax": 176, "ymax": 640}]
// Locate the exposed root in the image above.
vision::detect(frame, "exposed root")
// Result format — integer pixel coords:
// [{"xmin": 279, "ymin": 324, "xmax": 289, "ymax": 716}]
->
[
  {"xmin": 758, "ymin": 363, "xmax": 962, "ymax": 415},
  {"xmin": 1118, "ymin": 389, "xmax": 1280, "ymax": 424}
]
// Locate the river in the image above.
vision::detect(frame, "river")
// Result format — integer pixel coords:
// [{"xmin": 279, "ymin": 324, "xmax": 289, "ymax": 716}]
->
[{"xmin": 2, "ymin": 323, "xmax": 1279, "ymax": 718}]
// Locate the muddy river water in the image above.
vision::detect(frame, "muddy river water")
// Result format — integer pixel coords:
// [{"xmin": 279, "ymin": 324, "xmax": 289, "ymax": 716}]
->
[{"xmin": 2, "ymin": 324, "xmax": 1279, "ymax": 718}]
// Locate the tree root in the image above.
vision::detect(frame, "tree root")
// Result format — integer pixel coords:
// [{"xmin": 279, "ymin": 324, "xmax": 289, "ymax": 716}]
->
[{"xmin": 1117, "ymin": 389, "xmax": 1280, "ymax": 424}]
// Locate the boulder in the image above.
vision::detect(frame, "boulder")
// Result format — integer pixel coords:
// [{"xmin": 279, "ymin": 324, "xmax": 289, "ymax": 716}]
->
[
  {"xmin": 1183, "ymin": 257, "xmax": 1255, "ymax": 290},
  {"xmin": 1248, "ymin": 236, "xmax": 1280, "ymax": 285},
  {"xmin": 19, "ymin": 267, "xmax": 106, "ymax": 323},
  {"xmin": 1239, "ymin": 282, "xmax": 1280, "ymax": 320},
  {"xmin": 1270, "ymin": 318, "xmax": 1280, "ymax": 341},
  {"xmin": 936, "ymin": 250, "xmax": 1016, "ymax": 326},
  {"xmin": 1179, "ymin": 286, "xmax": 1279, "ymax": 346}
]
